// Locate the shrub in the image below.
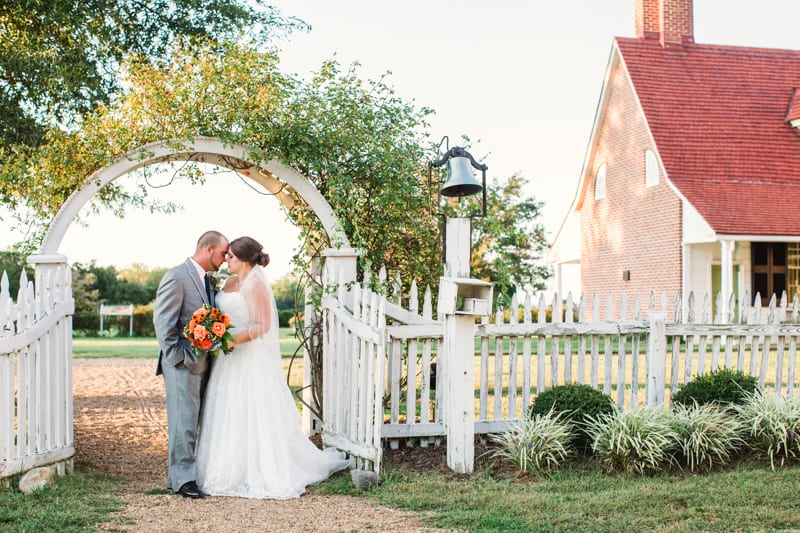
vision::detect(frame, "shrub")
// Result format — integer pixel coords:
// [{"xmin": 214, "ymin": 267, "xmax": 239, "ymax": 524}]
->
[
  {"xmin": 278, "ymin": 309, "xmax": 295, "ymax": 328},
  {"xmin": 488, "ymin": 410, "xmax": 575, "ymax": 475},
  {"xmin": 671, "ymin": 367, "xmax": 758, "ymax": 408},
  {"xmin": 530, "ymin": 384, "xmax": 614, "ymax": 452},
  {"xmin": 585, "ymin": 406, "xmax": 679, "ymax": 475},
  {"xmin": 735, "ymin": 389, "xmax": 800, "ymax": 469},
  {"xmin": 73, "ymin": 310, "xmax": 100, "ymax": 335},
  {"xmin": 132, "ymin": 303, "xmax": 155, "ymax": 336},
  {"xmin": 671, "ymin": 402, "xmax": 746, "ymax": 472}
]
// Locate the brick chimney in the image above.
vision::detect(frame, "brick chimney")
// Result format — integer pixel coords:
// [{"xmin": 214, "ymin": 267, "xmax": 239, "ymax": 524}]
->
[{"xmin": 635, "ymin": 0, "xmax": 694, "ymax": 46}]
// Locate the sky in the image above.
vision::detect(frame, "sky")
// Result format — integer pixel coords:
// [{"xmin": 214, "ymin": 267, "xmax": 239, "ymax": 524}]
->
[{"xmin": 3, "ymin": 0, "xmax": 800, "ymax": 280}]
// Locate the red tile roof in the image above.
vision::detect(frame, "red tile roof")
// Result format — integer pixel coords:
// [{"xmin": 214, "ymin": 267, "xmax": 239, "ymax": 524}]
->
[{"xmin": 617, "ymin": 38, "xmax": 800, "ymax": 235}]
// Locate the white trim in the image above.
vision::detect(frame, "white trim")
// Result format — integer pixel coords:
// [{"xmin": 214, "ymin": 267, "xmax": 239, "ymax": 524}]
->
[{"xmin": 719, "ymin": 235, "xmax": 800, "ymax": 243}]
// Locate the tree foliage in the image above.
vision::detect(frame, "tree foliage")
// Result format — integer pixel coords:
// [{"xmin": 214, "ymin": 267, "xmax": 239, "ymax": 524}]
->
[
  {"xmin": 471, "ymin": 174, "xmax": 552, "ymax": 306},
  {"xmin": 2, "ymin": 39, "xmax": 550, "ymax": 302},
  {"xmin": 0, "ymin": 0, "xmax": 306, "ymax": 149},
  {"xmin": 0, "ymin": 250, "xmax": 33, "ymax": 295}
]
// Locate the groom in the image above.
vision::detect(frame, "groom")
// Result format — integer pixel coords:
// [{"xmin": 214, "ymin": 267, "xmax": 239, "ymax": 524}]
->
[{"xmin": 154, "ymin": 230, "xmax": 229, "ymax": 498}]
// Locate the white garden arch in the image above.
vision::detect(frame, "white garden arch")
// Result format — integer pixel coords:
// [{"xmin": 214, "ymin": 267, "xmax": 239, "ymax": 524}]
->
[
  {"xmin": 40, "ymin": 136, "xmax": 352, "ymax": 254},
  {"xmin": 2, "ymin": 136, "xmax": 359, "ymax": 484}
]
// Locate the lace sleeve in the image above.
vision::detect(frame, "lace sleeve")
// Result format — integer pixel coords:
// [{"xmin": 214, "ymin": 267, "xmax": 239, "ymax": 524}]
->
[{"xmin": 239, "ymin": 266, "xmax": 278, "ymax": 341}]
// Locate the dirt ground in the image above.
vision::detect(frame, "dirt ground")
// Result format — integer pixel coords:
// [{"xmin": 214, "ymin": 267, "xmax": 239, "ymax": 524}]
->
[{"xmin": 72, "ymin": 358, "xmax": 454, "ymax": 533}]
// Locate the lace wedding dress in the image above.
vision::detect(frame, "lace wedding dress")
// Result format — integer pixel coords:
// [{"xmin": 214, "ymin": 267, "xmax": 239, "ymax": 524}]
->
[{"xmin": 196, "ymin": 272, "xmax": 350, "ymax": 499}]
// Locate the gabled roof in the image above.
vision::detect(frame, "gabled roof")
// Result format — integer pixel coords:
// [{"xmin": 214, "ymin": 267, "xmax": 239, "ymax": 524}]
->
[{"xmin": 617, "ymin": 38, "xmax": 800, "ymax": 236}]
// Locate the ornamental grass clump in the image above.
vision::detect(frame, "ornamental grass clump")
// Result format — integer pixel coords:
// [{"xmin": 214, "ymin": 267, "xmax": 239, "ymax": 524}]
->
[
  {"xmin": 671, "ymin": 402, "xmax": 747, "ymax": 472},
  {"xmin": 584, "ymin": 406, "xmax": 679, "ymax": 475},
  {"xmin": 488, "ymin": 410, "xmax": 575, "ymax": 475},
  {"xmin": 734, "ymin": 389, "xmax": 800, "ymax": 469}
]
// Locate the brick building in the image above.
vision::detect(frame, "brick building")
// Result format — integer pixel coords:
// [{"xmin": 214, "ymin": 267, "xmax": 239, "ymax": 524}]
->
[{"xmin": 550, "ymin": 0, "xmax": 800, "ymax": 318}]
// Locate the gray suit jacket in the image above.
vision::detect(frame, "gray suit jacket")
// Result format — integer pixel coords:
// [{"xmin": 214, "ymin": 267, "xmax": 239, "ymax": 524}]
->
[{"xmin": 154, "ymin": 258, "xmax": 213, "ymax": 376}]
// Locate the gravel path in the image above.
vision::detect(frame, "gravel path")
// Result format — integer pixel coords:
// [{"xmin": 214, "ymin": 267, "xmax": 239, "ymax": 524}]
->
[{"xmin": 73, "ymin": 358, "xmax": 447, "ymax": 532}]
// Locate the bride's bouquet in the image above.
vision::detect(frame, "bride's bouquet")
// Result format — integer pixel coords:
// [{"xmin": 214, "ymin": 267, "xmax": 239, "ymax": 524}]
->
[{"xmin": 183, "ymin": 304, "xmax": 235, "ymax": 356}]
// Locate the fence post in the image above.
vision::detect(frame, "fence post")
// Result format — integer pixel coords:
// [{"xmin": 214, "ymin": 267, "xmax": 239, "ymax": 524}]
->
[
  {"xmin": 442, "ymin": 311, "xmax": 476, "ymax": 473},
  {"xmin": 647, "ymin": 313, "xmax": 666, "ymax": 406}
]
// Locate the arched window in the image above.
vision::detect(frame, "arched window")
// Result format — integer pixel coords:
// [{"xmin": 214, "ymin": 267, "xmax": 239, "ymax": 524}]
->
[
  {"xmin": 645, "ymin": 149, "xmax": 658, "ymax": 187},
  {"xmin": 594, "ymin": 163, "xmax": 606, "ymax": 200}
]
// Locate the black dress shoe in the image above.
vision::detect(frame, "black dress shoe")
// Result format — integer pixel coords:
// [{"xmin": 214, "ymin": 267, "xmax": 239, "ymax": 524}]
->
[{"xmin": 177, "ymin": 481, "xmax": 204, "ymax": 499}]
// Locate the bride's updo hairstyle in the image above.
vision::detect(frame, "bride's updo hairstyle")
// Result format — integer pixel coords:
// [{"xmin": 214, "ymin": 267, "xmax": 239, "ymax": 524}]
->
[{"xmin": 229, "ymin": 236, "xmax": 270, "ymax": 267}]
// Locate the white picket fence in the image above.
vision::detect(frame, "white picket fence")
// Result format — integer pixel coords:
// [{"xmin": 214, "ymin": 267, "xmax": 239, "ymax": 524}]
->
[
  {"xmin": 321, "ymin": 277, "xmax": 387, "ymax": 472},
  {"xmin": 0, "ymin": 266, "xmax": 75, "ymax": 486},
  {"xmin": 321, "ymin": 268, "xmax": 800, "ymax": 473}
]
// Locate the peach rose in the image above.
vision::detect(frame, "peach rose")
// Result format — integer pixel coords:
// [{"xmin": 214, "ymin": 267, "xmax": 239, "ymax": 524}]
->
[
  {"xmin": 193, "ymin": 324, "xmax": 208, "ymax": 341},
  {"xmin": 211, "ymin": 321, "xmax": 226, "ymax": 337}
]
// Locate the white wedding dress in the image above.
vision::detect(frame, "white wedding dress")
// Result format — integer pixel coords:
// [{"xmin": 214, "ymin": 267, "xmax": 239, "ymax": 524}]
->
[{"xmin": 196, "ymin": 275, "xmax": 351, "ymax": 499}]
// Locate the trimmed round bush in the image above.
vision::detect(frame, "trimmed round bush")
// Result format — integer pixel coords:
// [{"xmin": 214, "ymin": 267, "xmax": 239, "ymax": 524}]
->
[
  {"xmin": 671, "ymin": 367, "xmax": 759, "ymax": 408},
  {"xmin": 530, "ymin": 384, "xmax": 614, "ymax": 452}
]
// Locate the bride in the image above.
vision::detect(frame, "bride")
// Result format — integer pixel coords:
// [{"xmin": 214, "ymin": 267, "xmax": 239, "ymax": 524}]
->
[{"xmin": 196, "ymin": 236, "xmax": 351, "ymax": 499}]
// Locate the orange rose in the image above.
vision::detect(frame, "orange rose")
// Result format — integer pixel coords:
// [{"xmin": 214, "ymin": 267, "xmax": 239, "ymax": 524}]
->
[
  {"xmin": 193, "ymin": 324, "xmax": 208, "ymax": 341},
  {"xmin": 211, "ymin": 321, "xmax": 226, "ymax": 337},
  {"xmin": 201, "ymin": 338, "xmax": 212, "ymax": 350}
]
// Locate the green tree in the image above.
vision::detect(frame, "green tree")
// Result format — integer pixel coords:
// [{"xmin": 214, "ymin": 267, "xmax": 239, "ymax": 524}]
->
[
  {"xmin": 0, "ymin": 250, "xmax": 33, "ymax": 295},
  {"xmin": 72, "ymin": 262, "xmax": 161, "ymax": 306},
  {"xmin": 71, "ymin": 266, "xmax": 100, "ymax": 332},
  {"xmin": 0, "ymin": 0, "xmax": 306, "ymax": 150},
  {"xmin": 471, "ymin": 174, "xmax": 552, "ymax": 307},
  {"xmin": 3, "ymin": 41, "xmax": 552, "ymax": 407},
  {"xmin": 272, "ymin": 275, "xmax": 299, "ymax": 311}
]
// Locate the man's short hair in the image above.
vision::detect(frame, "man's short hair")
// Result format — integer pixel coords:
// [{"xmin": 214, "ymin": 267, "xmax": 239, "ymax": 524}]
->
[{"xmin": 196, "ymin": 230, "xmax": 225, "ymax": 250}]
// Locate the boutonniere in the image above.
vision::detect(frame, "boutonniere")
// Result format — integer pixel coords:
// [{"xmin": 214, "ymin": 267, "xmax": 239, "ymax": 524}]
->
[{"xmin": 208, "ymin": 271, "xmax": 226, "ymax": 293}]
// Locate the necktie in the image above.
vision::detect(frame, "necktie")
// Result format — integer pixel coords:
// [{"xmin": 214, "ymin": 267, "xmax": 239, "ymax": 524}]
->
[{"xmin": 204, "ymin": 273, "xmax": 212, "ymax": 303}]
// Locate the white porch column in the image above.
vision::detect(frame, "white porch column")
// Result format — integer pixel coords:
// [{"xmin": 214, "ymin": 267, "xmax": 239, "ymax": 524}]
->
[{"xmin": 720, "ymin": 240, "xmax": 735, "ymax": 318}]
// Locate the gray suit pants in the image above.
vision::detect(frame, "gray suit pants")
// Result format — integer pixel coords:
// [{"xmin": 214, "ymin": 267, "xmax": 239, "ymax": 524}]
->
[{"xmin": 162, "ymin": 360, "xmax": 207, "ymax": 491}]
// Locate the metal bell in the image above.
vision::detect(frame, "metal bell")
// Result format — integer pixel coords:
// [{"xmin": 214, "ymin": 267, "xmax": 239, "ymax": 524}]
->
[{"xmin": 440, "ymin": 155, "xmax": 484, "ymax": 197}]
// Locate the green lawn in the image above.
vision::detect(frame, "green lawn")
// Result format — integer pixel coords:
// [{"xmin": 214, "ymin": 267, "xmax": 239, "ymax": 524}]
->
[
  {"xmin": 315, "ymin": 456, "xmax": 800, "ymax": 532},
  {"xmin": 72, "ymin": 328, "xmax": 302, "ymax": 359},
  {"xmin": 5, "ymin": 456, "xmax": 798, "ymax": 532}
]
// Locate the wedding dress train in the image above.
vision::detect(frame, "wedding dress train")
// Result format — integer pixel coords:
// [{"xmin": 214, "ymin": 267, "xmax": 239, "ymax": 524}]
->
[{"xmin": 196, "ymin": 289, "xmax": 350, "ymax": 499}]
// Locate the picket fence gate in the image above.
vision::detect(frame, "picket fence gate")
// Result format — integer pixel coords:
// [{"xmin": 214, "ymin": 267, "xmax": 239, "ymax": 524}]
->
[
  {"xmin": 321, "ymin": 268, "xmax": 800, "ymax": 474},
  {"xmin": 0, "ymin": 264, "xmax": 74, "ymax": 486}
]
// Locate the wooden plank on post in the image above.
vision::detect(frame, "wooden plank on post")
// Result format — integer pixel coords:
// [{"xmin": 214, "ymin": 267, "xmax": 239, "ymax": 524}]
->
[
  {"xmin": 508, "ymin": 293, "xmax": 518, "ymax": 420},
  {"xmin": 494, "ymin": 308, "xmax": 504, "ymax": 419},
  {"xmin": 648, "ymin": 313, "xmax": 666, "ymax": 406},
  {"xmin": 479, "ymin": 315, "xmax": 489, "ymax": 420}
]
